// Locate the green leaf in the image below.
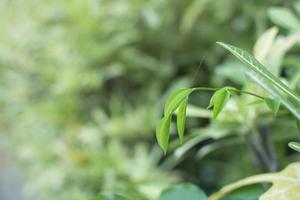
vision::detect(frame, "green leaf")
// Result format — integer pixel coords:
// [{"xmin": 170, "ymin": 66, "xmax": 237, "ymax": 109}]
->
[
  {"xmin": 156, "ymin": 116, "xmax": 172, "ymax": 154},
  {"xmin": 265, "ymin": 97, "xmax": 280, "ymax": 116},
  {"xmin": 288, "ymin": 142, "xmax": 300, "ymax": 152},
  {"xmin": 220, "ymin": 185, "xmax": 264, "ymax": 200},
  {"xmin": 207, "ymin": 92, "xmax": 215, "ymax": 109},
  {"xmin": 210, "ymin": 88, "xmax": 231, "ymax": 119},
  {"xmin": 247, "ymin": 70, "xmax": 300, "ymax": 120},
  {"xmin": 217, "ymin": 42, "xmax": 300, "ymax": 103},
  {"xmin": 164, "ymin": 88, "xmax": 193, "ymax": 116},
  {"xmin": 217, "ymin": 42, "xmax": 300, "ymax": 120},
  {"xmin": 177, "ymin": 98, "xmax": 188, "ymax": 143},
  {"xmin": 156, "ymin": 183, "xmax": 207, "ymax": 200}
]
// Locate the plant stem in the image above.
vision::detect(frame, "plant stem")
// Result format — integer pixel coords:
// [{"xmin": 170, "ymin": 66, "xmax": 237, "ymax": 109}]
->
[
  {"xmin": 230, "ymin": 89, "xmax": 265, "ymax": 100},
  {"xmin": 193, "ymin": 87, "xmax": 265, "ymax": 99}
]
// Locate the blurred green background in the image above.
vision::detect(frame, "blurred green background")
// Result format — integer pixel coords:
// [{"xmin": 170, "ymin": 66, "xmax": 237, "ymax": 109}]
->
[{"xmin": 1, "ymin": 0, "xmax": 300, "ymax": 200}]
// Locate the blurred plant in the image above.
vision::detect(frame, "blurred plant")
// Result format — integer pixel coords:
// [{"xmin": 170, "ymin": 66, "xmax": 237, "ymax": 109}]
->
[{"xmin": 0, "ymin": 0, "xmax": 297, "ymax": 200}]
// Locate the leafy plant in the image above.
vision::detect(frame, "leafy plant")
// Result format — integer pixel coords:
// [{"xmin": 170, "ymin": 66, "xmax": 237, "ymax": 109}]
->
[
  {"xmin": 216, "ymin": 42, "xmax": 300, "ymax": 120},
  {"xmin": 217, "ymin": 42, "xmax": 300, "ymax": 150},
  {"xmin": 1, "ymin": 1, "xmax": 300, "ymax": 200},
  {"xmin": 156, "ymin": 9, "xmax": 300, "ymax": 198},
  {"xmin": 156, "ymin": 40, "xmax": 300, "ymax": 154},
  {"xmin": 156, "ymin": 85, "xmax": 282, "ymax": 153}
]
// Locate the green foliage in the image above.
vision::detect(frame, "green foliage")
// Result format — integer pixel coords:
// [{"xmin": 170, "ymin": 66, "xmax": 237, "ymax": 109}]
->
[
  {"xmin": 209, "ymin": 88, "xmax": 231, "ymax": 119},
  {"xmin": 177, "ymin": 98, "xmax": 188, "ymax": 143},
  {"xmin": 156, "ymin": 4, "xmax": 300, "ymax": 200},
  {"xmin": 156, "ymin": 116, "xmax": 172, "ymax": 153},
  {"xmin": 91, "ymin": 195, "xmax": 128, "ymax": 200},
  {"xmin": 217, "ymin": 42, "xmax": 300, "ymax": 104},
  {"xmin": 157, "ymin": 88, "xmax": 194, "ymax": 152},
  {"xmin": 264, "ymin": 97, "xmax": 281, "ymax": 116},
  {"xmin": 156, "ymin": 183, "xmax": 207, "ymax": 200},
  {"xmin": 164, "ymin": 88, "xmax": 193, "ymax": 117},
  {"xmin": 220, "ymin": 185, "xmax": 264, "ymax": 200},
  {"xmin": 156, "ymin": 85, "xmax": 282, "ymax": 153},
  {"xmin": 217, "ymin": 42, "xmax": 300, "ymax": 120}
]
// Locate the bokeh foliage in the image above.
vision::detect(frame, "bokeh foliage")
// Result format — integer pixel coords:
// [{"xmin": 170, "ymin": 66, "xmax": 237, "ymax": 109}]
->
[{"xmin": 0, "ymin": 0, "xmax": 299, "ymax": 200}]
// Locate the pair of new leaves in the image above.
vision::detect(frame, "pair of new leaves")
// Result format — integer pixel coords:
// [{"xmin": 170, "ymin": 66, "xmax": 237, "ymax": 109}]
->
[{"xmin": 156, "ymin": 87, "xmax": 281, "ymax": 154}]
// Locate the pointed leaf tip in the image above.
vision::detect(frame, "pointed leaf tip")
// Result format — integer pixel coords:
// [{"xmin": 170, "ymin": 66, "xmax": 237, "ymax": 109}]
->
[
  {"xmin": 216, "ymin": 41, "xmax": 230, "ymax": 49},
  {"xmin": 288, "ymin": 142, "xmax": 300, "ymax": 152}
]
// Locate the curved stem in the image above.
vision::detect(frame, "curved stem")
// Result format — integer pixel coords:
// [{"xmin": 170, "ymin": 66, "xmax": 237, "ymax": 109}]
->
[
  {"xmin": 192, "ymin": 87, "xmax": 219, "ymax": 92},
  {"xmin": 231, "ymin": 89, "xmax": 265, "ymax": 100},
  {"xmin": 208, "ymin": 174, "xmax": 281, "ymax": 200},
  {"xmin": 192, "ymin": 87, "xmax": 265, "ymax": 100}
]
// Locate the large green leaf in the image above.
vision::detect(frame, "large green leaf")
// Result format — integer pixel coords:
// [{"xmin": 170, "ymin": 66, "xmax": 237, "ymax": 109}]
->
[
  {"xmin": 164, "ymin": 88, "xmax": 193, "ymax": 116},
  {"xmin": 217, "ymin": 42, "xmax": 300, "ymax": 120},
  {"xmin": 157, "ymin": 88, "xmax": 193, "ymax": 152},
  {"xmin": 177, "ymin": 98, "xmax": 188, "ymax": 143},
  {"xmin": 156, "ymin": 116, "xmax": 172, "ymax": 154},
  {"xmin": 217, "ymin": 42, "xmax": 300, "ymax": 102},
  {"xmin": 247, "ymin": 70, "xmax": 300, "ymax": 120},
  {"xmin": 156, "ymin": 183, "xmax": 207, "ymax": 200}
]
